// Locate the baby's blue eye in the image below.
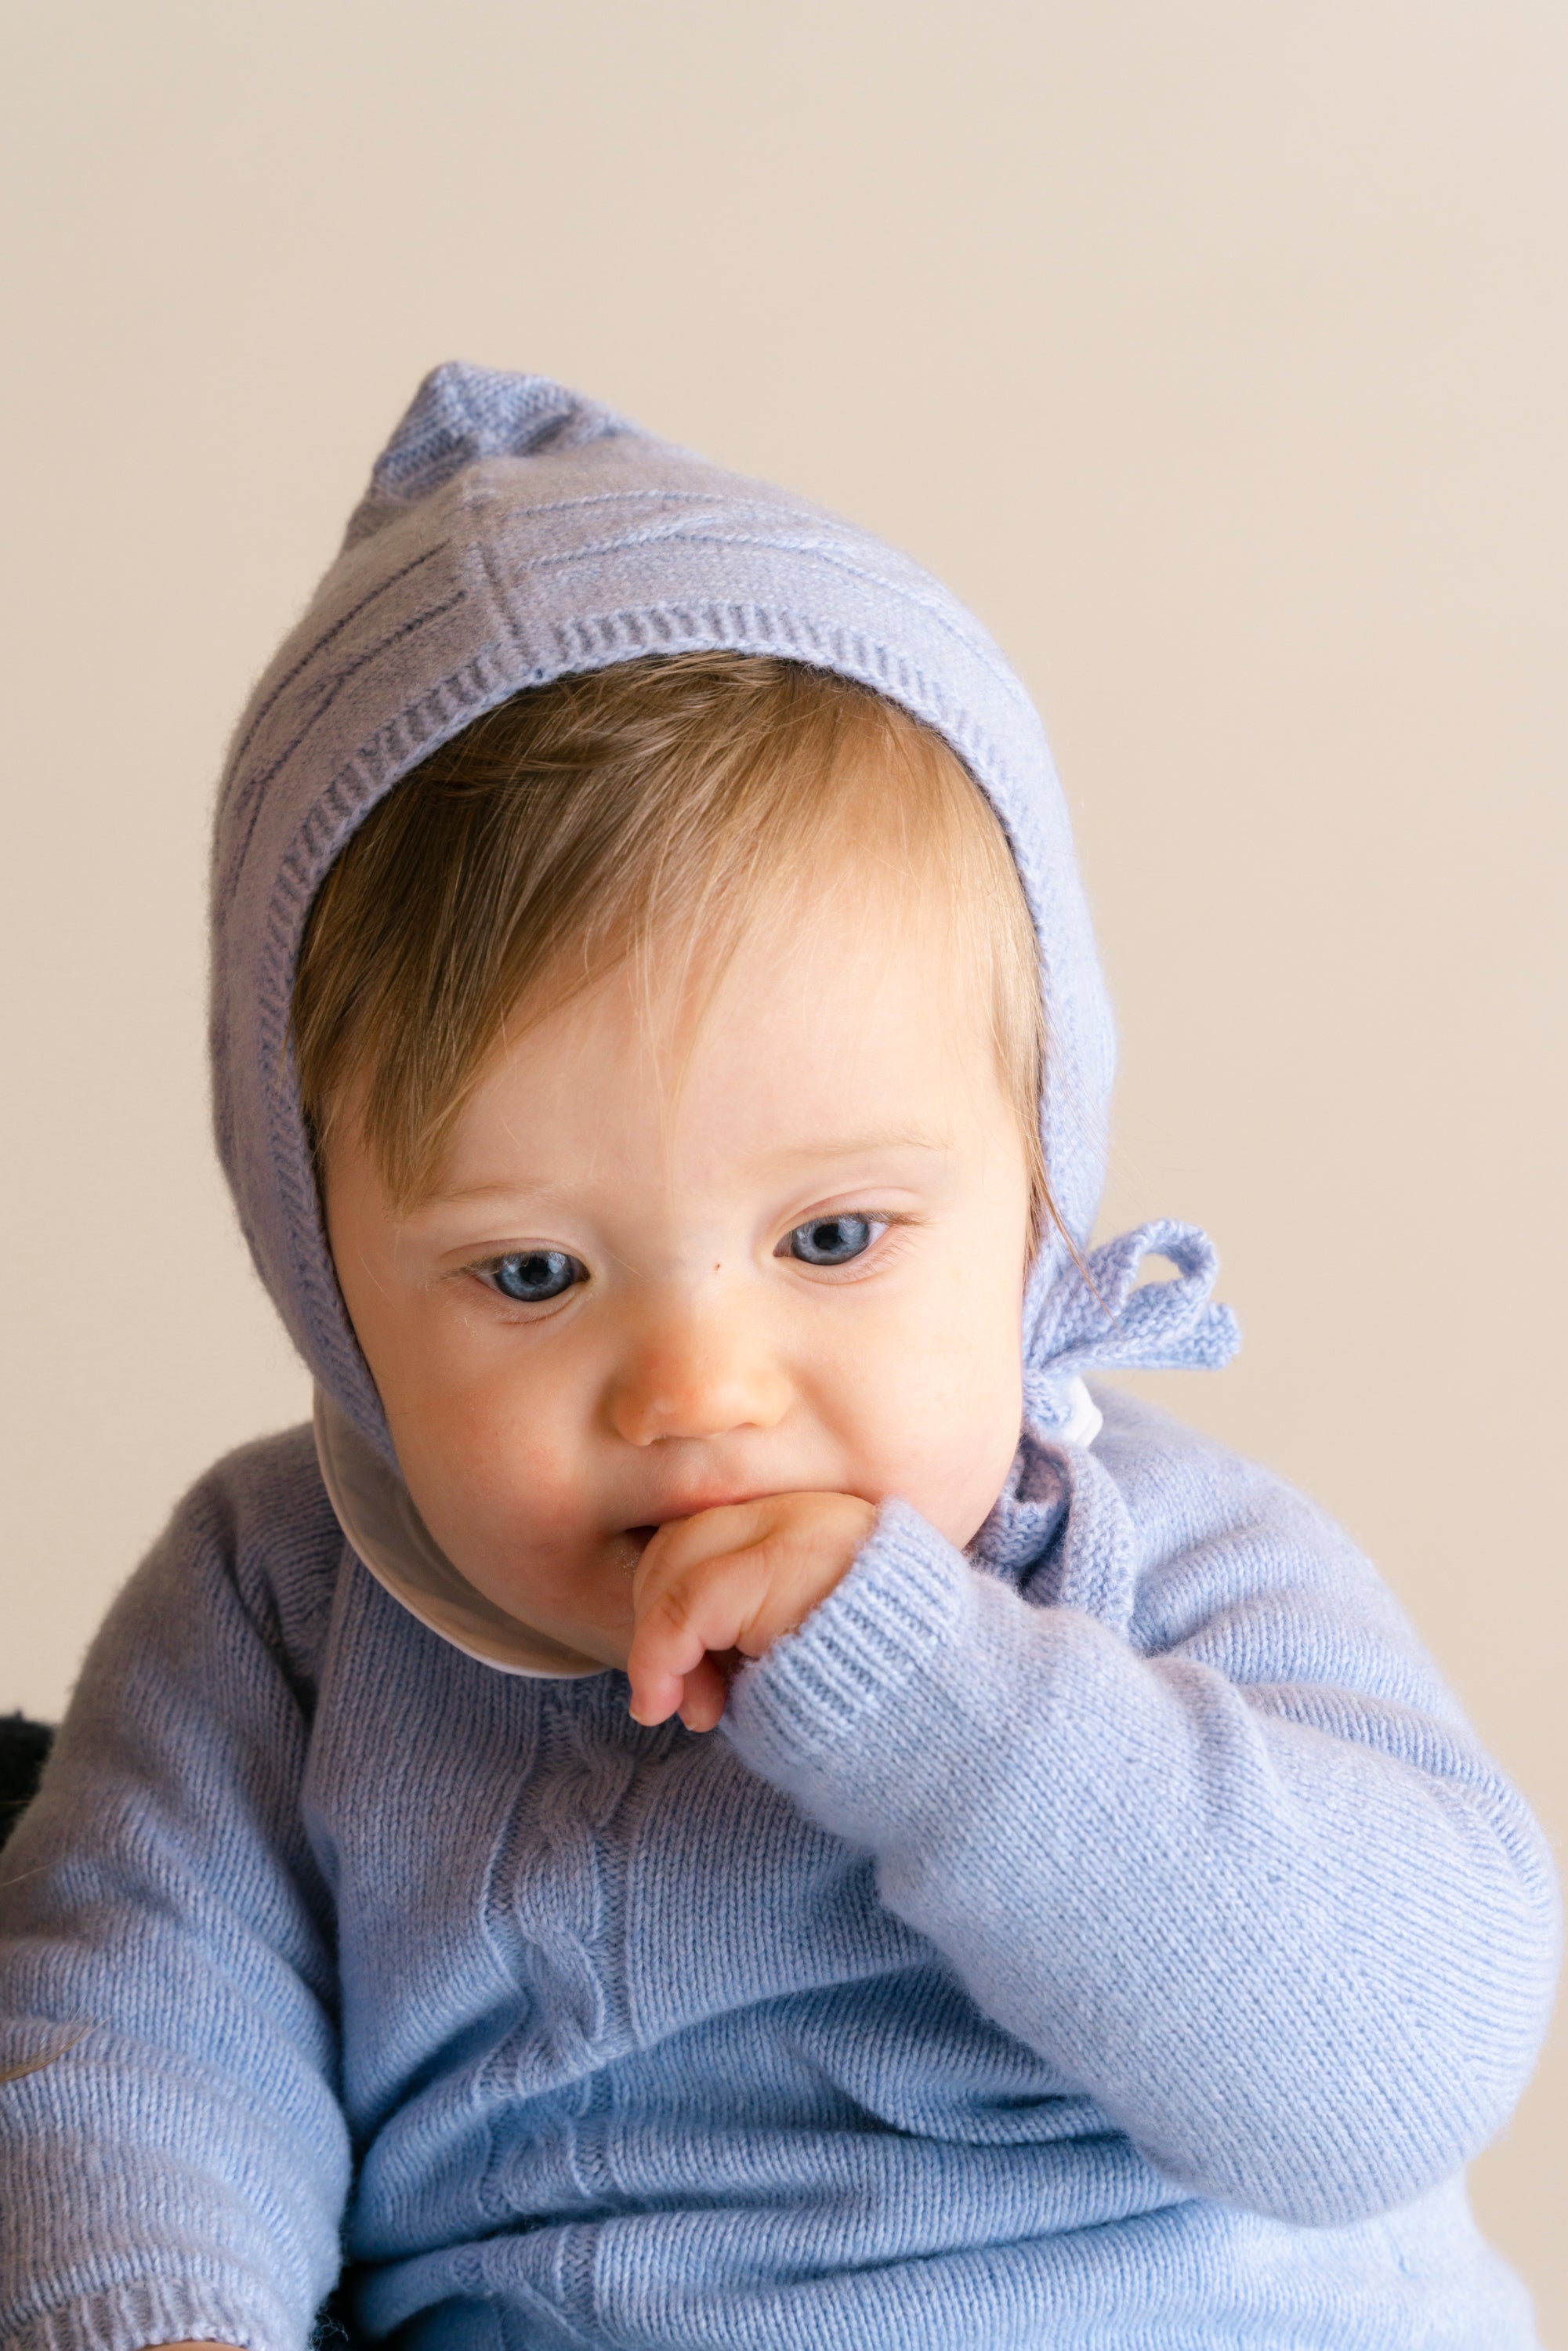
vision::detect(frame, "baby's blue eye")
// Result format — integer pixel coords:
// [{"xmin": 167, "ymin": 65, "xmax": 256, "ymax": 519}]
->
[
  {"xmin": 489, "ymin": 1250, "xmax": 584, "ymax": 1302},
  {"xmin": 785, "ymin": 1215, "xmax": 878, "ymax": 1266}
]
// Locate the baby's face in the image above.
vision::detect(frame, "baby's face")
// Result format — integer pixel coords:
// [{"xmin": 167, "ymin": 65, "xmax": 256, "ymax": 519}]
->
[{"xmin": 324, "ymin": 890, "xmax": 1032, "ymax": 1670}]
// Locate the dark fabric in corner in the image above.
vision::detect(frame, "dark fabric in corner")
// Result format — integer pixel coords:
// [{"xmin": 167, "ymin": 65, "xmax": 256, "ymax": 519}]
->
[{"xmin": 0, "ymin": 1715, "xmax": 53, "ymax": 1853}]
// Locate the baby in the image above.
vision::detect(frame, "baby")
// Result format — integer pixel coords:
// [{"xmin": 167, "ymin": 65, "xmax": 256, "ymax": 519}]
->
[{"xmin": 0, "ymin": 363, "xmax": 1558, "ymax": 2351}]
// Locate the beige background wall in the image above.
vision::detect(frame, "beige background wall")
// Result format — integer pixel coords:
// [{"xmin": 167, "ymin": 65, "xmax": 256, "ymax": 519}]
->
[{"xmin": 3, "ymin": 0, "xmax": 1563, "ymax": 2331}]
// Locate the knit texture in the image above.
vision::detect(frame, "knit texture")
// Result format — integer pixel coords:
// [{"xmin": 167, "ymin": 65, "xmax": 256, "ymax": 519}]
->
[
  {"xmin": 207, "ymin": 362, "xmax": 1162, "ymax": 1465},
  {"xmin": 0, "ymin": 1400, "xmax": 1555, "ymax": 2348},
  {"xmin": 0, "ymin": 364, "xmax": 1559, "ymax": 2347}
]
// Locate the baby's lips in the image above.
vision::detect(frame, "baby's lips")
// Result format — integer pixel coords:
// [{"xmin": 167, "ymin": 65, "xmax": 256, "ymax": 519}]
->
[{"xmin": 625, "ymin": 1491, "xmax": 780, "ymax": 1534}]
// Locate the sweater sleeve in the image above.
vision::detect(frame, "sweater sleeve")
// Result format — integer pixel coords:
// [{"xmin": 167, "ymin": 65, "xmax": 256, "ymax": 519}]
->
[
  {"xmin": 721, "ymin": 1392, "xmax": 1562, "ymax": 2229},
  {"xmin": 0, "ymin": 1436, "xmax": 351, "ymax": 2351}
]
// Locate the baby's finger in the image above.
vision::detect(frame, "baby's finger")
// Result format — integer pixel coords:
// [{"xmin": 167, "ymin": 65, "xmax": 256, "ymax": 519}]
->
[
  {"xmin": 625, "ymin": 1627, "xmax": 704, "ymax": 1726},
  {"xmin": 631, "ymin": 1502, "xmax": 772, "ymax": 1607},
  {"xmin": 675, "ymin": 1650, "xmax": 733, "ymax": 1734},
  {"xmin": 625, "ymin": 1585, "xmax": 725, "ymax": 1724},
  {"xmin": 625, "ymin": 1546, "xmax": 767, "ymax": 1723}
]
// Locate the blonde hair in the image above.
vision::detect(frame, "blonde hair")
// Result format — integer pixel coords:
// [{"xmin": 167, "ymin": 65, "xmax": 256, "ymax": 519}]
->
[{"xmin": 292, "ymin": 652, "xmax": 1054, "ymax": 1248}]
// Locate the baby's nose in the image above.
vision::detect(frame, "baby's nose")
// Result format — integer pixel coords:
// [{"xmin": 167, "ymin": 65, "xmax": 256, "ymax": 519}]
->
[{"xmin": 606, "ymin": 1309, "xmax": 791, "ymax": 1445}]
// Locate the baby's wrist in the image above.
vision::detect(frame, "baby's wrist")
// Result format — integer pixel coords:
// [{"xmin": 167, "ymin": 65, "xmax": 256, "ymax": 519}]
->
[{"xmin": 724, "ymin": 1497, "xmax": 971, "ymax": 1777}]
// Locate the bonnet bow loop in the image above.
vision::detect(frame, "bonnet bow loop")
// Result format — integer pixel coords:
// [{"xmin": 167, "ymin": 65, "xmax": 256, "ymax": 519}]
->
[
  {"xmin": 979, "ymin": 1221, "xmax": 1240, "ymax": 1629},
  {"xmin": 1021, "ymin": 1217, "xmax": 1240, "ymax": 1442}
]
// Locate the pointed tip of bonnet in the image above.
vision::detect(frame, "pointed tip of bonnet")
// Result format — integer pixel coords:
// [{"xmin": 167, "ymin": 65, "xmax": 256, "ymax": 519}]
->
[{"xmin": 342, "ymin": 360, "xmax": 642, "ymax": 549}]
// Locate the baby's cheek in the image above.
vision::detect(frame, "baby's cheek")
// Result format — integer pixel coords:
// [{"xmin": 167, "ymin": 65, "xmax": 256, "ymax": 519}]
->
[
  {"xmin": 854, "ymin": 1317, "xmax": 1021, "ymax": 1545},
  {"xmin": 462, "ymin": 1421, "xmax": 588, "ymax": 1545},
  {"xmin": 406, "ymin": 1378, "xmax": 595, "ymax": 1559}
]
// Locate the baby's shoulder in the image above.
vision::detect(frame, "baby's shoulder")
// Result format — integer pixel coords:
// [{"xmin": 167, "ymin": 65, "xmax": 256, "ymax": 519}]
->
[
  {"xmin": 143, "ymin": 1421, "xmax": 347, "ymax": 1708},
  {"xmin": 1088, "ymin": 1383, "xmax": 1454, "ymax": 1707},
  {"xmin": 1090, "ymin": 1382, "xmax": 1342, "ymax": 1559}
]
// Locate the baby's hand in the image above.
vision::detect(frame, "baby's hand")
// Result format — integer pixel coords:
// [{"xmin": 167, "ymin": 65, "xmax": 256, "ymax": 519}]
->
[{"xmin": 626, "ymin": 1491, "xmax": 878, "ymax": 1732}]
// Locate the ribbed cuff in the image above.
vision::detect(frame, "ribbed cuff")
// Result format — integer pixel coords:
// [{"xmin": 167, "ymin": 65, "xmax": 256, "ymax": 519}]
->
[
  {"xmin": 722, "ymin": 1497, "xmax": 971, "ymax": 1791},
  {"xmin": 2, "ymin": 2279, "xmax": 281, "ymax": 2351}
]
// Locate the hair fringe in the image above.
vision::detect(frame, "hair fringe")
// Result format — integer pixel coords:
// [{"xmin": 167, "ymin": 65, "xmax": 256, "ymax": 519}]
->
[{"xmin": 292, "ymin": 653, "xmax": 1061, "ymax": 1258}]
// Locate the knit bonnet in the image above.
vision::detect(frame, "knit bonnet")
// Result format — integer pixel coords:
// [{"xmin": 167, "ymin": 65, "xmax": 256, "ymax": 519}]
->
[{"xmin": 210, "ymin": 363, "xmax": 1236, "ymax": 1660}]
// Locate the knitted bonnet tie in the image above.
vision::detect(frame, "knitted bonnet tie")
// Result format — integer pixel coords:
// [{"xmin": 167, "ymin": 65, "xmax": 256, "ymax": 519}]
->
[
  {"xmin": 1022, "ymin": 1216, "xmax": 1240, "ymax": 1447},
  {"xmin": 960, "ymin": 1219, "xmax": 1242, "ymax": 1636}
]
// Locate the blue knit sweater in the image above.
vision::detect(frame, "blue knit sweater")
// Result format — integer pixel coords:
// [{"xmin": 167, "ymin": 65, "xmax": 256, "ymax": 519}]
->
[
  {"xmin": 0, "ymin": 366, "xmax": 1558, "ymax": 2347},
  {"xmin": 0, "ymin": 1398, "xmax": 1555, "ymax": 2347}
]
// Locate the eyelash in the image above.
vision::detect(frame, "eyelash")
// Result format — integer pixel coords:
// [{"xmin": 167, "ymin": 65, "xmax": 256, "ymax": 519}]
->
[
  {"xmin": 469, "ymin": 1251, "xmax": 585, "ymax": 1308},
  {"xmin": 776, "ymin": 1212, "xmax": 905, "ymax": 1276},
  {"xmin": 465, "ymin": 1211, "xmax": 914, "ymax": 1303}
]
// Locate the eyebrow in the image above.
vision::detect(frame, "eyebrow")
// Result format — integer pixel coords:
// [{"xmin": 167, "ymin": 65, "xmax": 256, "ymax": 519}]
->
[
  {"xmin": 406, "ymin": 1176, "xmax": 567, "ymax": 1214},
  {"xmin": 411, "ymin": 1132, "xmax": 950, "ymax": 1215},
  {"xmin": 751, "ymin": 1130, "xmax": 951, "ymax": 1169}
]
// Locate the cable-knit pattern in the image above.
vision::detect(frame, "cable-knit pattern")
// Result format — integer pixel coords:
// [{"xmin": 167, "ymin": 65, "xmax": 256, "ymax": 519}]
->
[{"xmin": 0, "ymin": 1399, "xmax": 1555, "ymax": 2349}]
